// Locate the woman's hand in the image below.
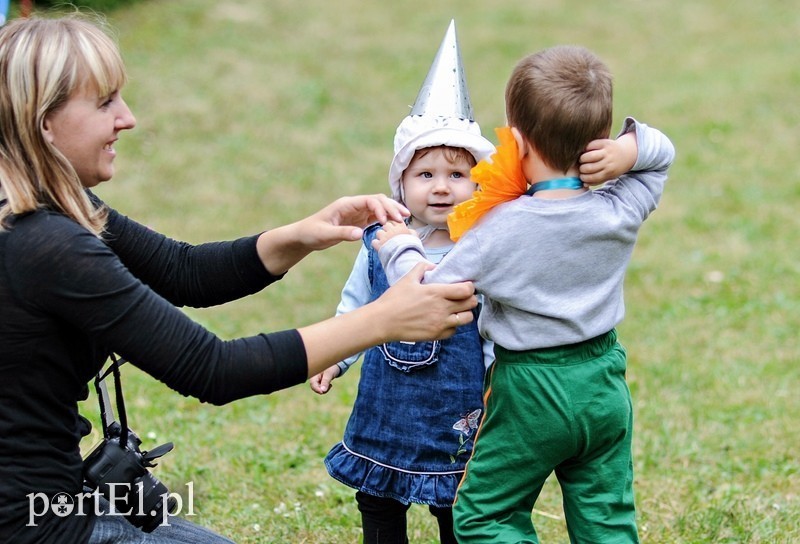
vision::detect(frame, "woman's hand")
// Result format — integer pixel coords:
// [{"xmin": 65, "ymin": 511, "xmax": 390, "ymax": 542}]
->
[
  {"xmin": 257, "ymin": 194, "xmax": 410, "ymax": 275},
  {"xmin": 297, "ymin": 195, "xmax": 410, "ymax": 251},
  {"xmin": 299, "ymin": 262, "xmax": 477, "ymax": 378},
  {"xmin": 375, "ymin": 262, "xmax": 476, "ymax": 342}
]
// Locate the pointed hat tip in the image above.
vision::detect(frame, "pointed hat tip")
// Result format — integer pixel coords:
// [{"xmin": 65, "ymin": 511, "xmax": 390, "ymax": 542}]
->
[{"xmin": 409, "ymin": 19, "xmax": 475, "ymax": 121}]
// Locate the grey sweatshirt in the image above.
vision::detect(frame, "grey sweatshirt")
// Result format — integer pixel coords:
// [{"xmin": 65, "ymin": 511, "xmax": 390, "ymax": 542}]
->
[{"xmin": 379, "ymin": 118, "xmax": 675, "ymax": 350}]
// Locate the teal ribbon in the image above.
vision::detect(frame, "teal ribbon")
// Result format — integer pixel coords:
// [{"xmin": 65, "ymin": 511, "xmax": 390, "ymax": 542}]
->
[{"xmin": 525, "ymin": 176, "xmax": 583, "ymax": 195}]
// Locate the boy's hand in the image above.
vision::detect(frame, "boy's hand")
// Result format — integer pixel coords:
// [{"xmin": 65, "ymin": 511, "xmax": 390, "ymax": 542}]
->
[
  {"xmin": 371, "ymin": 221, "xmax": 416, "ymax": 252},
  {"xmin": 579, "ymin": 132, "xmax": 637, "ymax": 186},
  {"xmin": 310, "ymin": 364, "xmax": 342, "ymax": 394}
]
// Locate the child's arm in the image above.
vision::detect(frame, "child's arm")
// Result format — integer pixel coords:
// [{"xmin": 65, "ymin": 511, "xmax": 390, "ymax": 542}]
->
[
  {"xmin": 578, "ymin": 131, "xmax": 638, "ymax": 186},
  {"xmin": 599, "ymin": 117, "xmax": 676, "ymax": 219},
  {"xmin": 371, "ymin": 221, "xmax": 436, "ymax": 287},
  {"xmin": 371, "ymin": 221, "xmax": 434, "ymax": 283},
  {"xmin": 375, "ymin": 219, "xmax": 484, "ymax": 288}
]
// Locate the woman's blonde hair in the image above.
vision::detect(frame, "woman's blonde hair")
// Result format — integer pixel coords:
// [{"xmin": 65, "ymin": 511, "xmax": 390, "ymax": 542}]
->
[{"xmin": 0, "ymin": 14, "xmax": 128, "ymax": 235}]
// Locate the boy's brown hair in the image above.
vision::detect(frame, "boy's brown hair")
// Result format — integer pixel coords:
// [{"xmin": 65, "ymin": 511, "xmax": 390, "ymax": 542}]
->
[{"xmin": 505, "ymin": 45, "xmax": 613, "ymax": 173}]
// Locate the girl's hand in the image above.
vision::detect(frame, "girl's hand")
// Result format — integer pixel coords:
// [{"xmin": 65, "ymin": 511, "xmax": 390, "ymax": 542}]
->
[
  {"xmin": 310, "ymin": 365, "xmax": 342, "ymax": 395},
  {"xmin": 371, "ymin": 220, "xmax": 415, "ymax": 252}
]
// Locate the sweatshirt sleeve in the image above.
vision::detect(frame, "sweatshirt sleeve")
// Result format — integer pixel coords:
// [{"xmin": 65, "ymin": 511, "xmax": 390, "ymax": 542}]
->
[
  {"xmin": 9, "ymin": 212, "xmax": 308, "ymax": 405},
  {"xmin": 377, "ymin": 233, "xmax": 431, "ymax": 285},
  {"xmin": 604, "ymin": 117, "xmax": 676, "ymax": 221},
  {"xmin": 379, "ymin": 229, "xmax": 484, "ymax": 288}
]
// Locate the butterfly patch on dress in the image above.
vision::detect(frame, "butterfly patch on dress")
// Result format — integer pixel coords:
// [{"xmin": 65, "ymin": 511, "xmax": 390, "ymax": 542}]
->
[
  {"xmin": 452, "ymin": 408, "xmax": 481, "ymax": 436},
  {"xmin": 450, "ymin": 408, "xmax": 482, "ymax": 464}
]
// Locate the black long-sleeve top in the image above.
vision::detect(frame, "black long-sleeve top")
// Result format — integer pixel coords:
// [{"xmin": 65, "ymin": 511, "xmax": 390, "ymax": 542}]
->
[{"xmin": 0, "ymin": 194, "xmax": 308, "ymax": 543}]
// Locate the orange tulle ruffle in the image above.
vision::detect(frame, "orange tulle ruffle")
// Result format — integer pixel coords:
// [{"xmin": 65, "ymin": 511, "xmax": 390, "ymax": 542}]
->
[{"xmin": 447, "ymin": 126, "xmax": 527, "ymax": 241}]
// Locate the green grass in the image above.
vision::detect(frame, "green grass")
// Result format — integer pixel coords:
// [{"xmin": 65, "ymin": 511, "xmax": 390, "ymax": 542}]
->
[{"xmin": 55, "ymin": 0, "xmax": 800, "ymax": 541}]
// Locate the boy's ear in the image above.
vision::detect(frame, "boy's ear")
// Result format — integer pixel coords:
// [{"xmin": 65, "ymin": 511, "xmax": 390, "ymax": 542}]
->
[{"xmin": 510, "ymin": 127, "xmax": 529, "ymax": 159}]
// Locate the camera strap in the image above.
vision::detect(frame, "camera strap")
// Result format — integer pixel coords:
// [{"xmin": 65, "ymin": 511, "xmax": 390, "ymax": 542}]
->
[{"xmin": 94, "ymin": 353, "xmax": 130, "ymax": 447}]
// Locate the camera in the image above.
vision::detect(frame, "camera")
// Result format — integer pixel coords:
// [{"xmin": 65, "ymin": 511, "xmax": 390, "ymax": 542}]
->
[{"xmin": 83, "ymin": 421, "xmax": 177, "ymax": 532}]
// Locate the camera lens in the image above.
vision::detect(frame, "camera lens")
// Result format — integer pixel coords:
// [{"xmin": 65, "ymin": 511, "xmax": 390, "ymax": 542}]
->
[{"xmin": 130, "ymin": 472, "xmax": 178, "ymax": 532}]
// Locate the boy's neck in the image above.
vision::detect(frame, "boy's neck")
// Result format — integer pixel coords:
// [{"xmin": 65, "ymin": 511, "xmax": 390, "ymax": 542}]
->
[
  {"xmin": 513, "ymin": 127, "xmax": 586, "ymax": 199},
  {"xmin": 523, "ymin": 159, "xmax": 586, "ymax": 199}
]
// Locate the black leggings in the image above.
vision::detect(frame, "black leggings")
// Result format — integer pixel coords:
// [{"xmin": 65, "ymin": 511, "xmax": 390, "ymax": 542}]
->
[{"xmin": 355, "ymin": 491, "xmax": 456, "ymax": 544}]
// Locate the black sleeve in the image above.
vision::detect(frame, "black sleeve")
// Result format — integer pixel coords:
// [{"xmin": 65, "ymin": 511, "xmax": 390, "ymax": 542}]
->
[
  {"xmin": 91, "ymin": 192, "xmax": 282, "ymax": 308},
  {"xmin": 9, "ymin": 212, "xmax": 308, "ymax": 404}
]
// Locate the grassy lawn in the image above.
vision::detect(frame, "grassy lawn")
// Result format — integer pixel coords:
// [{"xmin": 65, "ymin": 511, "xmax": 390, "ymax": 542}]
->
[{"xmin": 57, "ymin": 0, "xmax": 800, "ymax": 541}]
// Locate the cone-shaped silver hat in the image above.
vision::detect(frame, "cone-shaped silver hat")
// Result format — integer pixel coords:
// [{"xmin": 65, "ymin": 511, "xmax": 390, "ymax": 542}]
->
[{"xmin": 409, "ymin": 19, "xmax": 474, "ymax": 121}]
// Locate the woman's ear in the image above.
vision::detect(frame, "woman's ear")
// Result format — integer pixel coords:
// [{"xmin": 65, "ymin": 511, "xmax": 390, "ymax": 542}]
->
[
  {"xmin": 510, "ymin": 126, "xmax": 528, "ymax": 159},
  {"xmin": 41, "ymin": 117, "xmax": 56, "ymax": 144}
]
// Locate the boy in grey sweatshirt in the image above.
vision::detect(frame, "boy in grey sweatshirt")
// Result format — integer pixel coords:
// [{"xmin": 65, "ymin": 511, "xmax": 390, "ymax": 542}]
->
[{"xmin": 375, "ymin": 45, "xmax": 675, "ymax": 543}]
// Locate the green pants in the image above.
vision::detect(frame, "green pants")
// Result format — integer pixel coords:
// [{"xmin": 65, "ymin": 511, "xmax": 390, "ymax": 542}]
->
[{"xmin": 453, "ymin": 330, "xmax": 639, "ymax": 544}]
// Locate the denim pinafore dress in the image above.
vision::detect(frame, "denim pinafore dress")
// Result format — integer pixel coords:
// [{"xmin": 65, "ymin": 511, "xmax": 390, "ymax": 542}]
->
[{"xmin": 325, "ymin": 225, "xmax": 486, "ymax": 507}]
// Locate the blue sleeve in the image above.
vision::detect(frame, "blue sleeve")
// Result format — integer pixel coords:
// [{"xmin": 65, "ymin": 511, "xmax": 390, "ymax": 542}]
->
[{"xmin": 335, "ymin": 245, "xmax": 371, "ymax": 375}]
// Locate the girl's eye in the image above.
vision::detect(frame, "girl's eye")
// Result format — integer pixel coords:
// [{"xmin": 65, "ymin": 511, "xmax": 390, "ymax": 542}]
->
[
  {"xmin": 452, "ymin": 172, "xmax": 464, "ymax": 179},
  {"xmin": 421, "ymin": 172, "xmax": 433, "ymax": 179}
]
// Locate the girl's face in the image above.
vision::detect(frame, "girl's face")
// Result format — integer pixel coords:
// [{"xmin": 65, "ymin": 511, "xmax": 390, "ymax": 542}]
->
[
  {"xmin": 402, "ymin": 147, "xmax": 476, "ymax": 230},
  {"xmin": 42, "ymin": 85, "xmax": 136, "ymax": 187}
]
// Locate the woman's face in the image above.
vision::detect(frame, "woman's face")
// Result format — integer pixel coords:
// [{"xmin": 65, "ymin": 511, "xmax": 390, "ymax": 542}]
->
[{"xmin": 42, "ymin": 85, "xmax": 136, "ymax": 187}]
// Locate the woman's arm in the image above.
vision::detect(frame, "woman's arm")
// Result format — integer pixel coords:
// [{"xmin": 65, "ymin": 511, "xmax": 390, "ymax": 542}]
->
[
  {"xmin": 98, "ymin": 193, "xmax": 275, "ymax": 308},
  {"xmin": 98, "ymin": 192, "xmax": 409, "ymax": 307},
  {"xmin": 12, "ymin": 213, "xmax": 474, "ymax": 403}
]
